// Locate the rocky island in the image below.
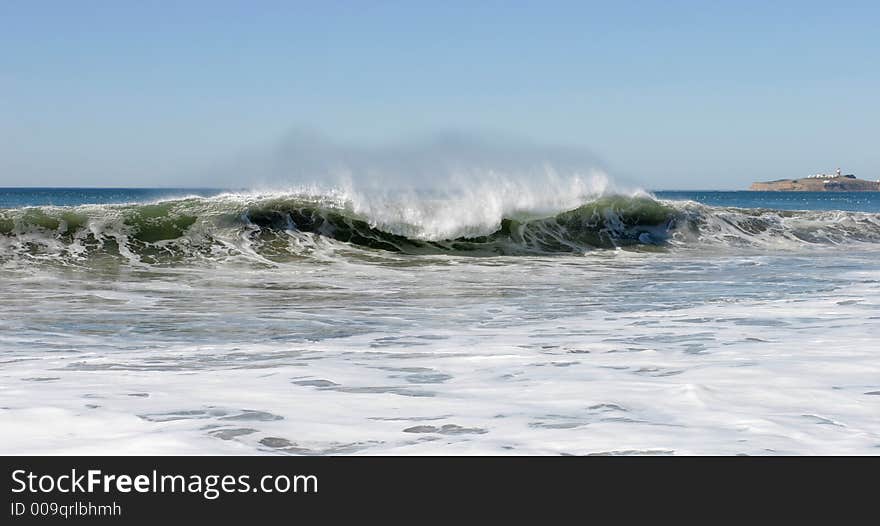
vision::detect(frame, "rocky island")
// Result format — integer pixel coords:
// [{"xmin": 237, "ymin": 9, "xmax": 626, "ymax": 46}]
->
[{"xmin": 751, "ymin": 169, "xmax": 879, "ymax": 191}]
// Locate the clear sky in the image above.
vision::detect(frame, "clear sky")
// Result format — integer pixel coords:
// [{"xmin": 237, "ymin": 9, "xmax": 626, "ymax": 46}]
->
[{"xmin": 2, "ymin": 1, "xmax": 878, "ymax": 189}]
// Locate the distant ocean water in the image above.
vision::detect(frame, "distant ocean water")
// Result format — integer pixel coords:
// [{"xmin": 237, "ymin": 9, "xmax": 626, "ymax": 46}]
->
[
  {"xmin": 0, "ymin": 187, "xmax": 225, "ymax": 208},
  {"xmin": 2, "ymin": 187, "xmax": 880, "ymax": 212},
  {"xmin": 656, "ymin": 190, "xmax": 880, "ymax": 213},
  {"xmin": 1, "ymin": 186, "xmax": 879, "ymax": 454}
]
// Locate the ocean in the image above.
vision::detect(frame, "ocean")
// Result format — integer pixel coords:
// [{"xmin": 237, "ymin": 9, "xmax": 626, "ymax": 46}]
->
[{"xmin": 2, "ymin": 187, "xmax": 879, "ymax": 454}]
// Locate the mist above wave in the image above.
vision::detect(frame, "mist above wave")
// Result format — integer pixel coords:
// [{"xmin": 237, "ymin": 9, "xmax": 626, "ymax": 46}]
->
[{"xmin": 214, "ymin": 130, "xmax": 611, "ymax": 187}]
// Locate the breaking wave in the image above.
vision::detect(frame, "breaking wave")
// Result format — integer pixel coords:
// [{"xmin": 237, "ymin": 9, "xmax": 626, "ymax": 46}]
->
[{"xmin": 2, "ymin": 190, "xmax": 880, "ymax": 266}]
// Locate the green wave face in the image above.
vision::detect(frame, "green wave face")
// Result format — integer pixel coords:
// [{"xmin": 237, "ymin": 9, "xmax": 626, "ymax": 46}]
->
[
  {"xmin": 238, "ymin": 195, "xmax": 679, "ymax": 254},
  {"xmin": 123, "ymin": 203, "xmax": 199, "ymax": 243},
  {"xmin": 530, "ymin": 196, "xmax": 678, "ymax": 248},
  {"xmin": 1, "ymin": 193, "xmax": 878, "ymax": 266}
]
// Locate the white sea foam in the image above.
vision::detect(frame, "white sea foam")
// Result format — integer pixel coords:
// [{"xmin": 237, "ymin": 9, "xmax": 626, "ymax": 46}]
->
[
  {"xmin": 1, "ymin": 247, "xmax": 879, "ymax": 455},
  {"xmin": 342, "ymin": 169, "xmax": 611, "ymax": 239}
]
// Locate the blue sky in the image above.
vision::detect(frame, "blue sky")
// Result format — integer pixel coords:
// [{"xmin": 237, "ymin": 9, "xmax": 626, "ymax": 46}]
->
[{"xmin": 1, "ymin": 1, "xmax": 878, "ymax": 189}]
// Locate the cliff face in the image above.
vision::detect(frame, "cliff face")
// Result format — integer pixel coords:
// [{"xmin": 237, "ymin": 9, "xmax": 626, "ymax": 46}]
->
[{"xmin": 750, "ymin": 177, "xmax": 880, "ymax": 191}]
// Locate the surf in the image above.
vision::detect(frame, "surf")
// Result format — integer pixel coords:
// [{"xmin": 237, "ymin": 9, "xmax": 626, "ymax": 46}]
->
[{"xmin": 1, "ymin": 190, "xmax": 880, "ymax": 266}]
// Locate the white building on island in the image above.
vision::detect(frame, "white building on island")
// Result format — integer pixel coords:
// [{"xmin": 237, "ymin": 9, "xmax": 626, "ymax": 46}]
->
[{"xmin": 806, "ymin": 168, "xmax": 853, "ymax": 179}]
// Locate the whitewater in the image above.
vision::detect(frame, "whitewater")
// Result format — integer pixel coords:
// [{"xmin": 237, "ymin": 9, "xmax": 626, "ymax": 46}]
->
[{"xmin": 1, "ymin": 185, "xmax": 879, "ymax": 455}]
